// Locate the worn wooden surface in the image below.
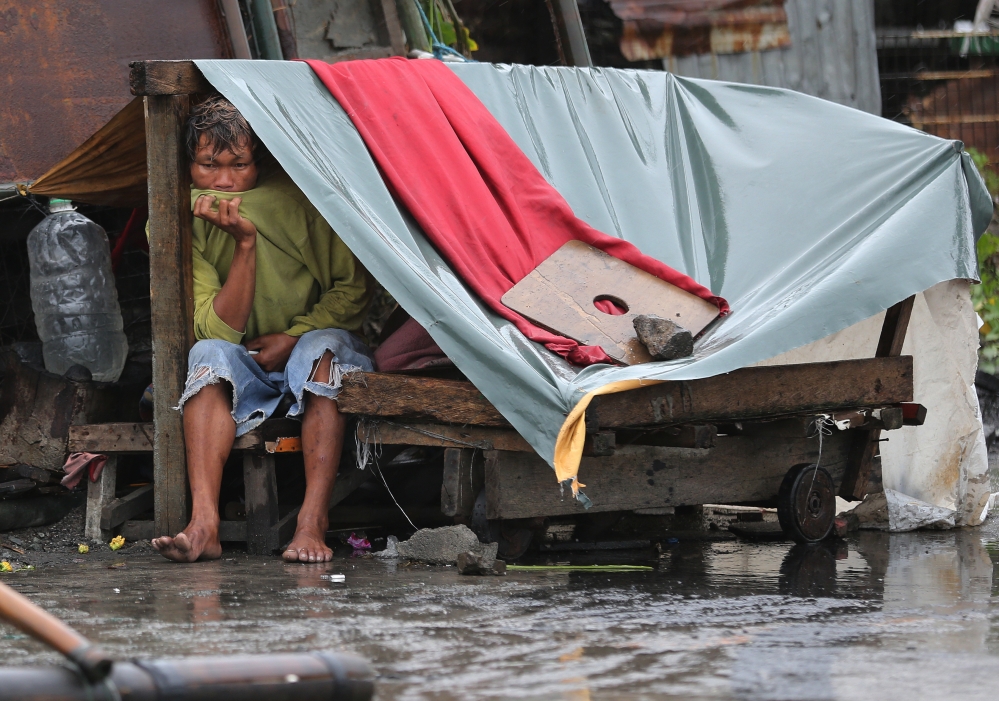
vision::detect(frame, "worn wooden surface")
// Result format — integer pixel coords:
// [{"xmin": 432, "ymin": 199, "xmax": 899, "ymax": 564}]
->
[
  {"xmin": 337, "ymin": 373, "xmax": 508, "ymax": 426},
  {"xmin": 69, "ymin": 419, "xmax": 301, "ymax": 453},
  {"xmin": 146, "ymin": 94, "xmax": 196, "ymax": 538},
  {"xmin": 441, "ymin": 448, "xmax": 484, "ymax": 518},
  {"xmin": 85, "ymin": 457, "xmax": 117, "ymax": 542},
  {"xmin": 840, "ymin": 296, "xmax": 915, "ymax": 500},
  {"xmin": 484, "ymin": 420, "xmax": 854, "ymax": 519},
  {"xmin": 101, "ymin": 484, "xmax": 154, "ymax": 532},
  {"xmin": 357, "ymin": 420, "xmax": 531, "ymax": 451},
  {"xmin": 130, "ymin": 61, "xmax": 211, "ymax": 96},
  {"xmin": 501, "ymin": 241, "xmax": 719, "ymax": 364},
  {"xmin": 587, "ymin": 356, "xmax": 913, "ymax": 430}
]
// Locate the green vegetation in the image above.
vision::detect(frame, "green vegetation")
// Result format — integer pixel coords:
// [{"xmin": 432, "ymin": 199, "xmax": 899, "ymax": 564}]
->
[{"xmin": 967, "ymin": 148, "xmax": 999, "ymax": 374}]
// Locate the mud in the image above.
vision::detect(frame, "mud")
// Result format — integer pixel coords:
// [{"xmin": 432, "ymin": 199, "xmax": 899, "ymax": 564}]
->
[{"xmin": 1, "ymin": 517, "xmax": 998, "ymax": 700}]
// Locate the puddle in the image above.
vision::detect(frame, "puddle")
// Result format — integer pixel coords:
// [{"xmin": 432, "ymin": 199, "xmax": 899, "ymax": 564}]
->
[{"xmin": 1, "ymin": 519, "xmax": 998, "ymax": 700}]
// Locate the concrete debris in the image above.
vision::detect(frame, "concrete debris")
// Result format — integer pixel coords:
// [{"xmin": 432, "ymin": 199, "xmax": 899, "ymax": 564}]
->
[
  {"xmin": 395, "ymin": 525, "xmax": 497, "ymax": 566},
  {"xmin": 633, "ymin": 314, "xmax": 693, "ymax": 360},
  {"xmin": 456, "ymin": 551, "xmax": 507, "ymax": 576}
]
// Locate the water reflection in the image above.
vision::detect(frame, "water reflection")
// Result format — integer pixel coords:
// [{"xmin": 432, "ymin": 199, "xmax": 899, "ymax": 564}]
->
[{"xmin": 0, "ymin": 524, "xmax": 996, "ymax": 700}]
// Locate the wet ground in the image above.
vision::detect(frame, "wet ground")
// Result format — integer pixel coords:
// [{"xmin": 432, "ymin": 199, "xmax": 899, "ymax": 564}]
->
[{"xmin": 2, "ymin": 518, "xmax": 999, "ymax": 700}]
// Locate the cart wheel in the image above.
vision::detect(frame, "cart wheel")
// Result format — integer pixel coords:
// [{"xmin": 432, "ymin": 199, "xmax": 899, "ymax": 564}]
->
[{"xmin": 777, "ymin": 463, "xmax": 836, "ymax": 544}]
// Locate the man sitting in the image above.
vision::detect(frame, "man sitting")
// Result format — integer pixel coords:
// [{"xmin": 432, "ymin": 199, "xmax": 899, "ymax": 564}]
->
[{"xmin": 152, "ymin": 95, "xmax": 373, "ymax": 563}]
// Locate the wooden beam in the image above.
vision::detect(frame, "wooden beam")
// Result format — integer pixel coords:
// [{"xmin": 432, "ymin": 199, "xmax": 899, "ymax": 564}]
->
[
  {"xmin": 101, "ymin": 484, "xmax": 154, "ymax": 532},
  {"xmin": 586, "ymin": 356, "xmax": 913, "ymax": 430},
  {"xmin": 69, "ymin": 419, "xmax": 301, "ymax": 454},
  {"xmin": 337, "ymin": 373, "xmax": 508, "ymax": 426},
  {"xmin": 130, "ymin": 61, "xmax": 212, "ymax": 96},
  {"xmin": 484, "ymin": 420, "xmax": 855, "ymax": 519},
  {"xmin": 840, "ymin": 297, "xmax": 916, "ymax": 500},
  {"xmin": 357, "ymin": 420, "xmax": 531, "ymax": 451},
  {"xmin": 146, "ymin": 94, "xmax": 196, "ymax": 537},
  {"xmin": 876, "ymin": 296, "xmax": 916, "ymax": 357}
]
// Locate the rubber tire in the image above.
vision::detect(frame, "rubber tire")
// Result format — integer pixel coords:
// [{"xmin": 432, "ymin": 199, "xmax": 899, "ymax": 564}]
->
[{"xmin": 777, "ymin": 463, "xmax": 836, "ymax": 544}]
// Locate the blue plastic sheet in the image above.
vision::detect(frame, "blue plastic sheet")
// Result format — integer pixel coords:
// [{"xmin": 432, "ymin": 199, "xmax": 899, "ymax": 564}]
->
[{"xmin": 195, "ymin": 59, "xmax": 991, "ymax": 483}]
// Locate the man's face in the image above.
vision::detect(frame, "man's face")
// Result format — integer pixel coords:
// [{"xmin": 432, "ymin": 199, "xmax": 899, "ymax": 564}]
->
[{"xmin": 190, "ymin": 135, "xmax": 259, "ymax": 191}]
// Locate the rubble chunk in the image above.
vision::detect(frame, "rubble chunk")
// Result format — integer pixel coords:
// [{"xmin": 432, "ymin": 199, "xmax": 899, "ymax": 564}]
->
[
  {"xmin": 457, "ymin": 551, "xmax": 507, "ymax": 576},
  {"xmin": 633, "ymin": 314, "xmax": 693, "ymax": 360},
  {"xmin": 396, "ymin": 525, "xmax": 497, "ymax": 565}
]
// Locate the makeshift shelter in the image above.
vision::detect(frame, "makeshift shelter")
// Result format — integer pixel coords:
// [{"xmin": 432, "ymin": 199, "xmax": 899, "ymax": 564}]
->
[{"xmin": 27, "ymin": 58, "xmax": 992, "ymax": 541}]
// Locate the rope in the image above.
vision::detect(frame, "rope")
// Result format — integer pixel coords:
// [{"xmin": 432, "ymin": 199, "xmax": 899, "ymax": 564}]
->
[
  {"xmin": 355, "ymin": 419, "xmax": 419, "ymax": 530},
  {"xmin": 412, "ymin": 0, "xmax": 472, "ymax": 61},
  {"xmin": 809, "ymin": 415, "xmax": 836, "ymax": 493}
]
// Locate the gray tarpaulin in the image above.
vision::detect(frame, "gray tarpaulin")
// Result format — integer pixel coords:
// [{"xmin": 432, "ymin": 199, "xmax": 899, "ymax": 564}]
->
[{"xmin": 194, "ymin": 59, "xmax": 991, "ymax": 490}]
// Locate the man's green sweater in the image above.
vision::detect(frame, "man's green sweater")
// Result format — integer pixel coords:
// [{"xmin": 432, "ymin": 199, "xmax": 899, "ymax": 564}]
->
[{"xmin": 190, "ymin": 168, "xmax": 372, "ymax": 344}]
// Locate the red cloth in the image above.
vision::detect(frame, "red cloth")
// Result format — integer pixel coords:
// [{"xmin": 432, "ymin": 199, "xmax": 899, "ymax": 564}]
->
[
  {"xmin": 60, "ymin": 452, "xmax": 108, "ymax": 490},
  {"xmin": 305, "ymin": 58, "xmax": 729, "ymax": 366},
  {"xmin": 374, "ymin": 317, "xmax": 452, "ymax": 372}
]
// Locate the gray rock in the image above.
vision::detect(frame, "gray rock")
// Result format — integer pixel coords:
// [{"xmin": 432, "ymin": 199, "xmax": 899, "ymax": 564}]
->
[
  {"xmin": 396, "ymin": 525, "xmax": 498, "ymax": 566},
  {"xmin": 633, "ymin": 314, "xmax": 693, "ymax": 360}
]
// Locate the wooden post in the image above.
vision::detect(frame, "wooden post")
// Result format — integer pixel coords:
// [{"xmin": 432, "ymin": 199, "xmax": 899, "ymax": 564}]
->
[
  {"xmin": 243, "ymin": 453, "xmax": 280, "ymax": 555},
  {"xmin": 839, "ymin": 295, "xmax": 916, "ymax": 500},
  {"xmin": 440, "ymin": 448, "xmax": 483, "ymax": 518},
  {"xmin": 85, "ymin": 457, "xmax": 117, "ymax": 543},
  {"xmin": 546, "ymin": 0, "xmax": 592, "ymax": 67},
  {"xmin": 145, "ymin": 95, "xmax": 195, "ymax": 537}
]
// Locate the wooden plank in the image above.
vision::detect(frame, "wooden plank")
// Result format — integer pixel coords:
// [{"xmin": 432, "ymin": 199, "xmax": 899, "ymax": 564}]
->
[
  {"xmin": 840, "ymin": 296, "xmax": 915, "ymax": 500},
  {"xmin": 440, "ymin": 448, "xmax": 483, "ymax": 518},
  {"xmin": 484, "ymin": 420, "xmax": 855, "ymax": 519},
  {"xmin": 85, "ymin": 457, "xmax": 117, "ymax": 542},
  {"xmin": 146, "ymin": 94, "xmax": 196, "ymax": 538},
  {"xmin": 337, "ymin": 373, "xmax": 508, "ymax": 426},
  {"xmin": 68, "ymin": 419, "xmax": 300, "ymax": 453},
  {"xmin": 357, "ymin": 420, "xmax": 531, "ymax": 451},
  {"xmin": 243, "ymin": 453, "xmax": 279, "ymax": 555},
  {"xmin": 101, "ymin": 484, "xmax": 154, "ymax": 532},
  {"xmin": 502, "ymin": 241, "xmax": 718, "ymax": 364},
  {"xmin": 876, "ymin": 296, "xmax": 915, "ymax": 357},
  {"xmin": 586, "ymin": 356, "xmax": 913, "ymax": 430},
  {"xmin": 69, "ymin": 423, "xmax": 154, "ymax": 453},
  {"xmin": 130, "ymin": 61, "xmax": 211, "ymax": 96}
]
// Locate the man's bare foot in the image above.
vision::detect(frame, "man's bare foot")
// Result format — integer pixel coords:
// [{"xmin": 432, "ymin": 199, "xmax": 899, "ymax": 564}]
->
[
  {"xmin": 283, "ymin": 520, "xmax": 332, "ymax": 563},
  {"xmin": 152, "ymin": 522, "xmax": 222, "ymax": 563}
]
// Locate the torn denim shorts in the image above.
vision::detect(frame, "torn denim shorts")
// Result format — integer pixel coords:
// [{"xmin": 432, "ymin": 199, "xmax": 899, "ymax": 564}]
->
[{"xmin": 177, "ymin": 328, "xmax": 374, "ymax": 437}]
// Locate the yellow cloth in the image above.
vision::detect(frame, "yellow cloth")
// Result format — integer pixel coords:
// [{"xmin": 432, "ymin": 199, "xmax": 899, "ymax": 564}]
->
[{"xmin": 190, "ymin": 169, "xmax": 372, "ymax": 343}]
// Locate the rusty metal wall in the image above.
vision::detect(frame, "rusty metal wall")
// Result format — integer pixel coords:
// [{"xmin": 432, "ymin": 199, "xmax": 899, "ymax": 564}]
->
[
  {"xmin": 0, "ymin": 1, "xmax": 231, "ymax": 185},
  {"xmin": 664, "ymin": 0, "xmax": 882, "ymax": 115}
]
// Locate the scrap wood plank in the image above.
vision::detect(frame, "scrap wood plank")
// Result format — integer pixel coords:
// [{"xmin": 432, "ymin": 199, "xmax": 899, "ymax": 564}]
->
[
  {"xmin": 484, "ymin": 421, "xmax": 855, "ymax": 519},
  {"xmin": 586, "ymin": 356, "xmax": 913, "ymax": 430},
  {"xmin": 337, "ymin": 373, "xmax": 508, "ymax": 426},
  {"xmin": 101, "ymin": 484, "xmax": 154, "ymax": 531}
]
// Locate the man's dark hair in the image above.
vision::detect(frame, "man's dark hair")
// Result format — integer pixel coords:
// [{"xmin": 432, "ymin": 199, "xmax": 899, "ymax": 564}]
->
[{"xmin": 185, "ymin": 94, "xmax": 260, "ymax": 161}]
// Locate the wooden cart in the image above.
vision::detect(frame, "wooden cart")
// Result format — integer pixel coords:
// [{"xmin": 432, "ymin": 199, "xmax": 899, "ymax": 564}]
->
[{"xmin": 67, "ymin": 61, "xmax": 922, "ymax": 552}]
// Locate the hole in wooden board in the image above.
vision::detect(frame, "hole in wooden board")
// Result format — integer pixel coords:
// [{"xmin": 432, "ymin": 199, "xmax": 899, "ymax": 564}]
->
[{"xmin": 593, "ymin": 295, "xmax": 629, "ymax": 316}]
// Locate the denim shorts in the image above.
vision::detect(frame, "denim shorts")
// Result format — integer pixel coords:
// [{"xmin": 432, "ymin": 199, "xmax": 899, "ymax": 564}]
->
[{"xmin": 176, "ymin": 328, "xmax": 375, "ymax": 437}]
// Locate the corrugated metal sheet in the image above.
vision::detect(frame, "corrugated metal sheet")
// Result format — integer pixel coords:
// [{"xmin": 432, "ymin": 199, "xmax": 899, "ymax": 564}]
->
[
  {"xmin": 0, "ymin": 1, "xmax": 231, "ymax": 184},
  {"xmin": 663, "ymin": 0, "xmax": 882, "ymax": 115}
]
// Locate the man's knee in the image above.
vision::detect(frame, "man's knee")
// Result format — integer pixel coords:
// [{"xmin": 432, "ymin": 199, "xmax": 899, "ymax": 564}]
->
[{"xmin": 309, "ymin": 350, "xmax": 336, "ymax": 385}]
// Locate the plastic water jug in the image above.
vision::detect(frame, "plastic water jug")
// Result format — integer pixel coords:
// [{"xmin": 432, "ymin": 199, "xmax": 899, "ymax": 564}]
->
[{"xmin": 27, "ymin": 200, "xmax": 128, "ymax": 382}]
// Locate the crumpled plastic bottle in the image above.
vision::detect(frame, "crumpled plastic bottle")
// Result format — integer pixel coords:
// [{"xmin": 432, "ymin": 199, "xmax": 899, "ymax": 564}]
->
[{"xmin": 27, "ymin": 200, "xmax": 128, "ymax": 382}]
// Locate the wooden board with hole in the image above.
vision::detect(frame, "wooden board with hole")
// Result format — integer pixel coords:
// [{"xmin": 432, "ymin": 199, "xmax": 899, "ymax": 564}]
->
[{"xmin": 501, "ymin": 241, "xmax": 720, "ymax": 364}]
